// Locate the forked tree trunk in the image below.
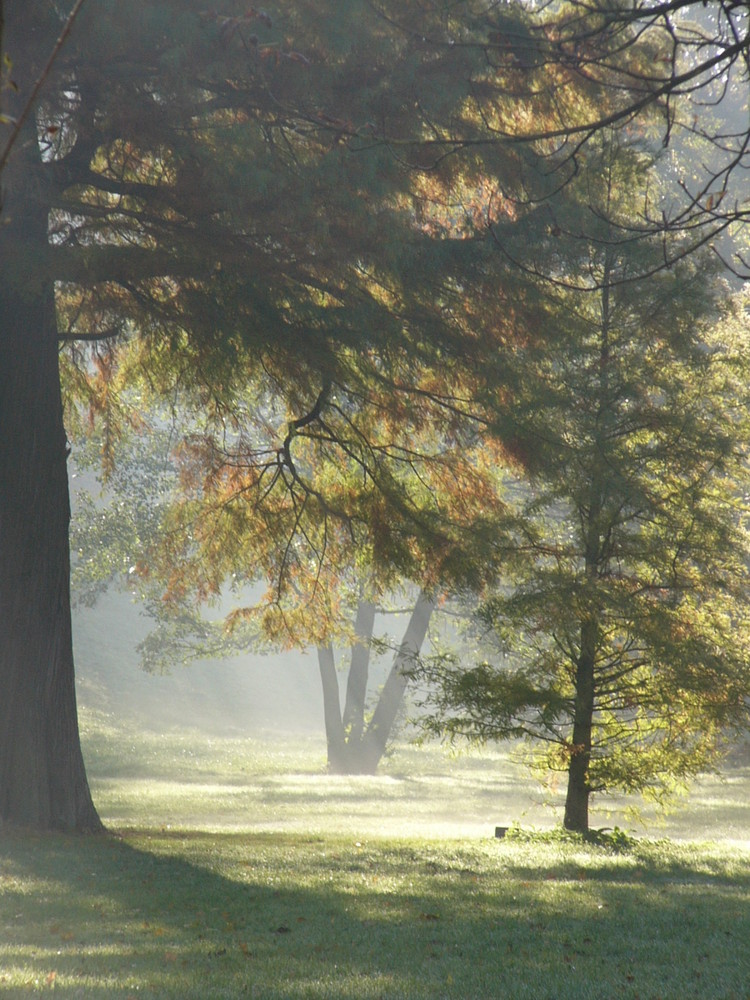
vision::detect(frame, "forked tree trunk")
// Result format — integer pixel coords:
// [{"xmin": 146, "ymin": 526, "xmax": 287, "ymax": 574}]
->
[
  {"xmin": 318, "ymin": 592, "xmax": 435, "ymax": 775},
  {"xmin": 358, "ymin": 591, "xmax": 435, "ymax": 773},
  {"xmin": 0, "ymin": 246, "xmax": 102, "ymax": 831}
]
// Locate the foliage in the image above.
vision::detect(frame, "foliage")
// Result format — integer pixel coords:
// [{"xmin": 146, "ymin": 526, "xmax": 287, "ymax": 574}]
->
[
  {"xmin": 363, "ymin": 1, "xmax": 750, "ymax": 275},
  {"xmin": 50, "ymin": 0, "xmax": 528, "ymax": 650},
  {"xmin": 62, "ymin": 3, "xmax": 750, "ymax": 815},
  {"xmin": 56, "ymin": 0, "xmax": 745, "ymax": 605},
  {"xmin": 503, "ymin": 822, "xmax": 637, "ymax": 852},
  {"xmin": 5, "ymin": 0, "xmax": 747, "ymax": 832}
]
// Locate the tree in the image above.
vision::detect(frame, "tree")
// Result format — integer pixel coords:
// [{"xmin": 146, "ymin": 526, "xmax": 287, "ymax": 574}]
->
[
  {"xmin": 17, "ymin": 0, "xmax": 567, "ymax": 829},
  {"xmin": 0, "ymin": 3, "xmax": 99, "ymax": 828},
  {"xmin": 5, "ymin": 0, "xmax": 742, "ymax": 831},
  {"xmin": 14, "ymin": 0, "xmax": 574, "ymax": 834},
  {"xmin": 70, "ymin": 2, "xmax": 745, "ymax": 797},
  {"xmin": 1, "ymin": 0, "xmax": 435, "ymax": 830},
  {"xmin": 75, "ymin": 360, "xmax": 506, "ymax": 770},
  {"xmin": 317, "ymin": 591, "xmax": 436, "ymax": 774},
  {"xmin": 0, "ymin": 0, "xmax": 86, "ymax": 179},
  {"xmin": 68, "ymin": 408, "xmax": 440, "ymax": 774},
  {"xmin": 418, "ymin": 137, "xmax": 750, "ymax": 833}
]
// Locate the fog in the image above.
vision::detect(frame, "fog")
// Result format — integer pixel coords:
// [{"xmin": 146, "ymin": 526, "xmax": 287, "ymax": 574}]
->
[
  {"xmin": 72, "ymin": 589, "xmax": 418, "ymax": 740},
  {"xmin": 70, "ymin": 578, "xmax": 750, "ymax": 846},
  {"xmin": 73, "ymin": 589, "xmax": 326, "ymax": 735}
]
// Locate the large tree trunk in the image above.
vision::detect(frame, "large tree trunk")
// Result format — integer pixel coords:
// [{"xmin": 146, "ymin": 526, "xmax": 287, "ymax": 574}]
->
[{"xmin": 0, "ymin": 171, "xmax": 102, "ymax": 831}]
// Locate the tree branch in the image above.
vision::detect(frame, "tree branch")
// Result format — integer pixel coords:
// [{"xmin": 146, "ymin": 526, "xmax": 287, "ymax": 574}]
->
[{"xmin": 0, "ymin": 0, "xmax": 88, "ymax": 177}]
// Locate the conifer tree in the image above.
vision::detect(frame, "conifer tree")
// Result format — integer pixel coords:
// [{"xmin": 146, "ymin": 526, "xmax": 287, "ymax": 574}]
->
[{"xmin": 418, "ymin": 136, "xmax": 750, "ymax": 832}]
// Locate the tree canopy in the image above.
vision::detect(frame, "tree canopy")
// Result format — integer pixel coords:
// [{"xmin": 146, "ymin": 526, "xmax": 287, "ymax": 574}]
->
[{"xmin": 1, "ymin": 0, "xmax": 748, "ymax": 830}]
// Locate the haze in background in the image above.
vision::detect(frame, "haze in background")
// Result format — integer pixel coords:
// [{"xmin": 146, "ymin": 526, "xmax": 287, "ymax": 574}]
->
[{"xmin": 73, "ymin": 590, "xmax": 325, "ymax": 736}]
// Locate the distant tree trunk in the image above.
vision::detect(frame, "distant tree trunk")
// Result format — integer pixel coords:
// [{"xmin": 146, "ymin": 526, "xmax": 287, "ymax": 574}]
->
[
  {"xmin": 341, "ymin": 598, "xmax": 376, "ymax": 744},
  {"xmin": 0, "ymin": 170, "xmax": 102, "ymax": 831},
  {"xmin": 317, "ymin": 644, "xmax": 349, "ymax": 774},
  {"xmin": 317, "ymin": 591, "xmax": 435, "ymax": 775},
  {"xmin": 359, "ymin": 591, "xmax": 435, "ymax": 773},
  {"xmin": 563, "ymin": 619, "xmax": 596, "ymax": 833}
]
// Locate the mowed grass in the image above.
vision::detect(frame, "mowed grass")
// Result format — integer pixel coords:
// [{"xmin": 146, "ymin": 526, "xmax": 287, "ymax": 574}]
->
[
  {"xmin": 1, "ymin": 712, "xmax": 750, "ymax": 999},
  {"xmin": 79, "ymin": 709, "xmax": 750, "ymax": 842}
]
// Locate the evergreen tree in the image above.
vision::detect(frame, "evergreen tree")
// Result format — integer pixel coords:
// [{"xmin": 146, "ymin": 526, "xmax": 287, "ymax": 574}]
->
[{"xmin": 418, "ymin": 137, "xmax": 750, "ymax": 832}]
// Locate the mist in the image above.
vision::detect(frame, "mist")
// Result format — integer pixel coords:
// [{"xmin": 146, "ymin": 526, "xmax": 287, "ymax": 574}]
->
[{"xmin": 73, "ymin": 590, "xmax": 328, "ymax": 736}]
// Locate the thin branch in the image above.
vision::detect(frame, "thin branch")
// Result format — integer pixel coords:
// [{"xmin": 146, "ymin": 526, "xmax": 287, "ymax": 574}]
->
[{"xmin": 0, "ymin": 0, "xmax": 88, "ymax": 176}]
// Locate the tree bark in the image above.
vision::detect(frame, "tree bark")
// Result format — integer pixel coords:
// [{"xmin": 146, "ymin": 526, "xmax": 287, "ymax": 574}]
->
[
  {"xmin": 562, "ymin": 249, "xmax": 610, "ymax": 834},
  {"xmin": 317, "ymin": 593, "xmax": 434, "ymax": 775},
  {"xmin": 0, "ymin": 158, "xmax": 102, "ymax": 831},
  {"xmin": 563, "ymin": 619, "xmax": 596, "ymax": 833},
  {"xmin": 341, "ymin": 598, "xmax": 376, "ymax": 743}
]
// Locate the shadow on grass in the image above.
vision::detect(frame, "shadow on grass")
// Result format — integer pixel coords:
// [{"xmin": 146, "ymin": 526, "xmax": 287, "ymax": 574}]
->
[{"xmin": 1, "ymin": 829, "xmax": 749, "ymax": 999}]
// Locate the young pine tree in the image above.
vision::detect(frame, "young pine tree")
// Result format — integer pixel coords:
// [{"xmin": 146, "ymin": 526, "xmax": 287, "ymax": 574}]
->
[{"xmin": 420, "ymin": 139, "xmax": 750, "ymax": 833}]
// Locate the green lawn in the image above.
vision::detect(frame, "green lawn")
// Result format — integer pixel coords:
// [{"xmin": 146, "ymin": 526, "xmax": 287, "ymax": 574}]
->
[
  {"xmin": 79, "ymin": 708, "xmax": 750, "ymax": 843},
  {"xmin": 1, "ymin": 712, "xmax": 749, "ymax": 998}
]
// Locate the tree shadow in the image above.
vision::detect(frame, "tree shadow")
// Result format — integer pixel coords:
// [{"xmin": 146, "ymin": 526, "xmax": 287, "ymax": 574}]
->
[{"xmin": 1, "ymin": 829, "xmax": 749, "ymax": 998}]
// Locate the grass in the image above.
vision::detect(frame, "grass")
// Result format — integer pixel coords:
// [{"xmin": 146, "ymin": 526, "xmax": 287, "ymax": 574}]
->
[
  {"xmin": 79, "ymin": 708, "xmax": 750, "ymax": 842},
  {"xmin": 1, "ymin": 711, "xmax": 750, "ymax": 998}
]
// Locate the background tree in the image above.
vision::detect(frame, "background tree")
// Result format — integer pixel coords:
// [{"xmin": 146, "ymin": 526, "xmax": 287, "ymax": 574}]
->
[
  {"xmin": 74, "ymin": 354, "xmax": 509, "ymax": 771},
  {"xmin": 317, "ymin": 591, "xmax": 436, "ymax": 774},
  {"xmin": 68, "ymin": 405, "xmax": 440, "ymax": 774}
]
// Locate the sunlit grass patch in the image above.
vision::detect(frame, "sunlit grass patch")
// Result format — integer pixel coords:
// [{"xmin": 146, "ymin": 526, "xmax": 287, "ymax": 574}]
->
[
  {"xmin": 81, "ymin": 708, "xmax": 551, "ymax": 837},
  {"xmin": 3, "ymin": 714, "xmax": 750, "ymax": 998},
  {"xmin": 79, "ymin": 708, "xmax": 750, "ymax": 843}
]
